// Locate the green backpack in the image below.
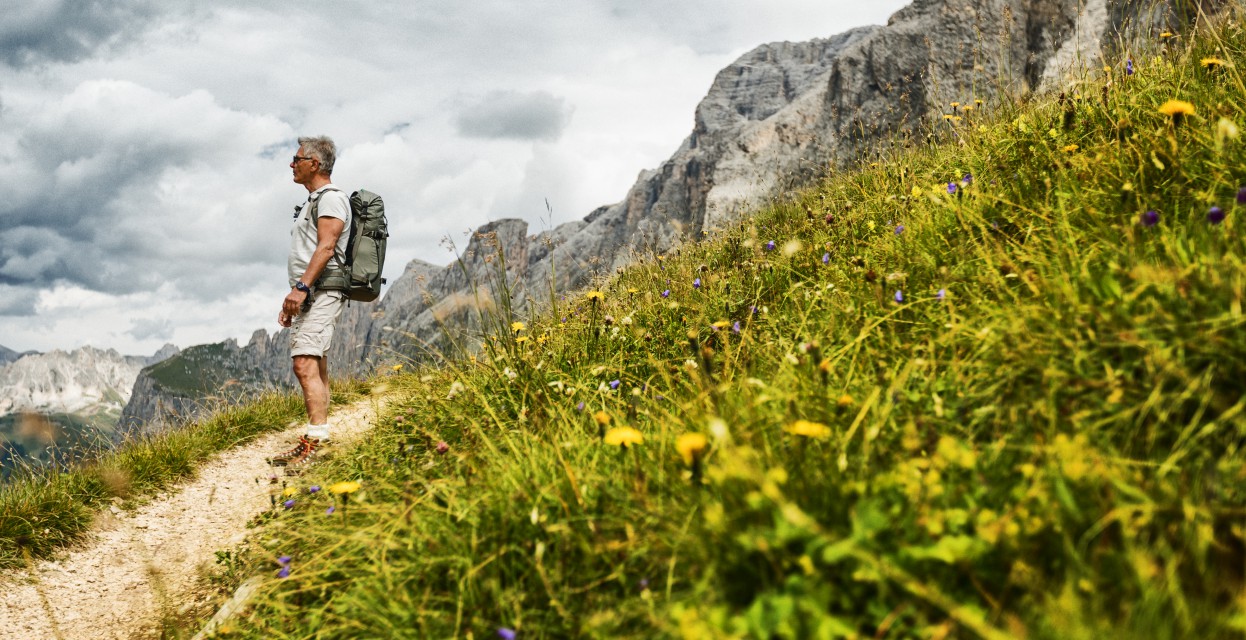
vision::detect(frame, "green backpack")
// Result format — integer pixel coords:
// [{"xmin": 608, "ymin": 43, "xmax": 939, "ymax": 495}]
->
[{"xmin": 309, "ymin": 188, "xmax": 389, "ymax": 302}]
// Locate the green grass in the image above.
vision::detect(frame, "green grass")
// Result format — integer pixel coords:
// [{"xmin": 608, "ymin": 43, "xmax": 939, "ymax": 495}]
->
[
  {"xmin": 0, "ymin": 382, "xmax": 370, "ymax": 569},
  {"xmin": 167, "ymin": 13, "xmax": 1246, "ymax": 640}
]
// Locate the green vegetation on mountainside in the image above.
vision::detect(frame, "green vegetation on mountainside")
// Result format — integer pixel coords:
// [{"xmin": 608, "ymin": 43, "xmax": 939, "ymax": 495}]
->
[
  {"xmin": 146, "ymin": 341, "xmax": 271, "ymax": 395},
  {"xmin": 209, "ymin": 15, "xmax": 1246, "ymax": 639}
]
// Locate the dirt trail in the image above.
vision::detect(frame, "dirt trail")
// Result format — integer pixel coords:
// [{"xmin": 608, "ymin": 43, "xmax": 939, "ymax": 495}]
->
[{"xmin": 0, "ymin": 395, "xmax": 386, "ymax": 640}]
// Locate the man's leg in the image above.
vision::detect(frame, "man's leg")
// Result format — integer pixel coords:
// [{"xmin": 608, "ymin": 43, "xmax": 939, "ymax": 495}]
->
[
  {"xmin": 319, "ymin": 355, "xmax": 331, "ymax": 410},
  {"xmin": 293, "ymin": 355, "xmax": 329, "ymax": 424}
]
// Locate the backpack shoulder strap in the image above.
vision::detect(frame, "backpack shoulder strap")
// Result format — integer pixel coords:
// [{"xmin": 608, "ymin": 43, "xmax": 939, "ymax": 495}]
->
[{"xmin": 307, "ymin": 187, "xmax": 344, "ymax": 224}]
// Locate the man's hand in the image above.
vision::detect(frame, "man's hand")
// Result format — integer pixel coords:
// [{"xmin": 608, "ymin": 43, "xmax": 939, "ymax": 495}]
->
[{"xmin": 281, "ymin": 288, "xmax": 309, "ymax": 323}]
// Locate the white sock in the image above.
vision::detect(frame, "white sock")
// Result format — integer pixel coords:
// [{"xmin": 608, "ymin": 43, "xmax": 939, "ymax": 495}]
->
[{"xmin": 305, "ymin": 423, "xmax": 330, "ymax": 441}]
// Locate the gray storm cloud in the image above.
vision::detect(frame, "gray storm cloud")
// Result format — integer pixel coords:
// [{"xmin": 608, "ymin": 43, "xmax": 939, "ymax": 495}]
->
[
  {"xmin": 456, "ymin": 91, "xmax": 573, "ymax": 142},
  {"xmin": 0, "ymin": 80, "xmax": 292, "ymax": 299},
  {"xmin": 0, "ymin": 1, "xmax": 158, "ymax": 68}
]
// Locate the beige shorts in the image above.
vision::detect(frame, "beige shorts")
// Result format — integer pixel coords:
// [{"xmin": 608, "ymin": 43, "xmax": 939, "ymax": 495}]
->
[{"xmin": 289, "ymin": 290, "xmax": 347, "ymax": 357}]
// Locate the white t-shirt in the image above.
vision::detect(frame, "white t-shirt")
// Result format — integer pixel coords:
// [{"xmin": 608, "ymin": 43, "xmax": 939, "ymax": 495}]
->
[{"xmin": 288, "ymin": 184, "xmax": 352, "ymax": 287}]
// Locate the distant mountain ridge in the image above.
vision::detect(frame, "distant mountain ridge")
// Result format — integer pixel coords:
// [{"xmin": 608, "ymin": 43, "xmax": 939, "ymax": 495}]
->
[
  {"xmin": 120, "ymin": 0, "xmax": 1174, "ymax": 436},
  {"xmin": 0, "ymin": 344, "xmax": 178, "ymax": 421},
  {"xmin": 0, "ymin": 344, "xmax": 37, "ymax": 366}
]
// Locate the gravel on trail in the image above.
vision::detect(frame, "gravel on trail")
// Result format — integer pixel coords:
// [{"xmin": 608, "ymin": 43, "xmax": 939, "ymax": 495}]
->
[{"xmin": 0, "ymin": 395, "xmax": 386, "ymax": 640}]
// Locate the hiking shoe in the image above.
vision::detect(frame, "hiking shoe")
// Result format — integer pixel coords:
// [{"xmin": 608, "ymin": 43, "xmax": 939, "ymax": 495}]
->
[
  {"xmin": 267, "ymin": 436, "xmax": 310, "ymax": 466},
  {"xmin": 283, "ymin": 438, "xmax": 322, "ymax": 474}
]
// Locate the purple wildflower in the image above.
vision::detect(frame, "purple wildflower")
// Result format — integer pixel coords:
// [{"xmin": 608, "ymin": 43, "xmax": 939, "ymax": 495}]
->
[
  {"xmin": 962, "ymin": 173, "xmax": 973, "ymax": 186},
  {"xmin": 639, "ymin": 578, "xmax": 650, "ymax": 590},
  {"xmin": 693, "ymin": 278, "xmax": 701, "ymax": 289},
  {"xmin": 576, "ymin": 401, "xmax": 585, "ymax": 411},
  {"xmin": 278, "ymin": 555, "xmax": 292, "ymax": 565},
  {"xmin": 894, "ymin": 225, "xmax": 905, "ymax": 235},
  {"xmin": 765, "ymin": 240, "xmax": 776, "ymax": 251},
  {"xmin": 732, "ymin": 321, "xmax": 741, "ymax": 333},
  {"xmin": 497, "ymin": 629, "xmax": 517, "ymax": 640},
  {"xmin": 822, "ymin": 252, "xmax": 830, "ymax": 264},
  {"xmin": 894, "ymin": 290, "xmax": 904, "ymax": 303},
  {"xmin": 436, "ymin": 441, "xmax": 450, "ymax": 454},
  {"xmin": 936, "ymin": 288, "xmax": 946, "ymax": 301},
  {"xmin": 277, "ymin": 565, "xmax": 291, "ymax": 579},
  {"xmin": 326, "ymin": 506, "xmax": 336, "ymax": 515},
  {"xmin": 1209, "ymin": 206, "xmax": 1226, "ymax": 224},
  {"xmin": 609, "ymin": 379, "xmax": 621, "ymax": 390},
  {"xmin": 947, "ymin": 182, "xmax": 957, "ymax": 195},
  {"xmin": 1126, "ymin": 58, "xmax": 1134, "ymax": 75},
  {"xmin": 1237, "ymin": 187, "xmax": 1246, "ymax": 205},
  {"xmin": 661, "ymin": 289, "xmax": 670, "ymax": 298},
  {"xmin": 308, "ymin": 485, "xmax": 320, "ymax": 493},
  {"xmin": 283, "ymin": 499, "xmax": 296, "ymax": 509},
  {"xmin": 1140, "ymin": 210, "xmax": 1159, "ymax": 227}
]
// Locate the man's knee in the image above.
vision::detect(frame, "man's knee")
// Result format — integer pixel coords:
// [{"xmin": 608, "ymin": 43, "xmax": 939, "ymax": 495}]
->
[{"xmin": 292, "ymin": 355, "xmax": 322, "ymax": 382}]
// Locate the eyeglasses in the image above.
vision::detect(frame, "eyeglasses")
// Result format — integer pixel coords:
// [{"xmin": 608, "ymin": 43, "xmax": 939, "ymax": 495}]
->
[{"xmin": 291, "ymin": 155, "xmax": 316, "ymax": 164}]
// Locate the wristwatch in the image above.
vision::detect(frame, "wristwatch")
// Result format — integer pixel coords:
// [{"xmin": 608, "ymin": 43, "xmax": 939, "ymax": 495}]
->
[{"xmin": 294, "ymin": 282, "xmax": 312, "ymax": 295}]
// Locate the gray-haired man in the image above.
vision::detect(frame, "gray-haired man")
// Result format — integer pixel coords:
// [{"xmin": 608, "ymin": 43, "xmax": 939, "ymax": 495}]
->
[{"xmin": 270, "ymin": 135, "xmax": 351, "ymax": 468}]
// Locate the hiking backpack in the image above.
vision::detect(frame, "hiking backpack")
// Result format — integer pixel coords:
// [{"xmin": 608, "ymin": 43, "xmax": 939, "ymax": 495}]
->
[{"xmin": 309, "ymin": 188, "xmax": 389, "ymax": 302}]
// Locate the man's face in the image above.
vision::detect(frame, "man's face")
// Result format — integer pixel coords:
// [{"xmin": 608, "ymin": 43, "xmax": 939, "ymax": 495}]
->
[{"xmin": 290, "ymin": 147, "xmax": 319, "ymax": 185}]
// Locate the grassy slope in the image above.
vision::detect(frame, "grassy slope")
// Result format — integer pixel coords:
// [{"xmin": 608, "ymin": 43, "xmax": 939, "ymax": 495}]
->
[{"xmin": 210, "ymin": 17, "xmax": 1245, "ymax": 640}]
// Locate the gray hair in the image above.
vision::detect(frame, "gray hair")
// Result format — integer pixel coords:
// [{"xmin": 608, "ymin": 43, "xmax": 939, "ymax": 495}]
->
[{"xmin": 297, "ymin": 135, "xmax": 337, "ymax": 175}]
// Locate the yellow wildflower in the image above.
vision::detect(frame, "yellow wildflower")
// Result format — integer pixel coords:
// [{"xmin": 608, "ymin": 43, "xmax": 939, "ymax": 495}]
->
[
  {"xmin": 837, "ymin": 394, "xmax": 855, "ymax": 407},
  {"xmin": 282, "ymin": 486, "xmax": 298, "ymax": 497},
  {"xmin": 786, "ymin": 420, "xmax": 831, "ymax": 439},
  {"xmin": 511, "ymin": 321, "xmax": 526, "ymax": 332},
  {"xmin": 676, "ymin": 433, "xmax": 709, "ymax": 465},
  {"xmin": 1159, "ymin": 31, "xmax": 1173, "ymax": 39},
  {"xmin": 515, "ymin": 336, "xmax": 529, "ymax": 344},
  {"xmin": 911, "ymin": 186, "xmax": 923, "ymax": 197},
  {"xmin": 1201, "ymin": 57, "xmax": 1226, "ymax": 69},
  {"xmin": 711, "ymin": 320, "xmax": 731, "ymax": 329},
  {"xmin": 391, "ymin": 364, "xmax": 403, "ymax": 372},
  {"xmin": 586, "ymin": 291, "xmax": 604, "ymax": 302},
  {"xmin": 1157, "ymin": 99, "xmax": 1195, "ymax": 124},
  {"xmin": 328, "ymin": 481, "xmax": 361, "ymax": 495},
  {"xmin": 1062, "ymin": 143, "xmax": 1079, "ymax": 152},
  {"xmin": 593, "ymin": 411, "xmax": 612, "ymax": 426},
  {"xmin": 604, "ymin": 426, "xmax": 644, "ymax": 448}
]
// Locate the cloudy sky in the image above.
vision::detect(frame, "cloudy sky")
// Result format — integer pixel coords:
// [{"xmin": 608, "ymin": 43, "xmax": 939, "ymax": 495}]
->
[{"xmin": 0, "ymin": 0, "xmax": 907, "ymax": 356}]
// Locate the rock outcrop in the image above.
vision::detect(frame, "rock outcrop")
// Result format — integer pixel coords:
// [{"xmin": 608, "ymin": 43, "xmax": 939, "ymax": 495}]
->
[{"xmin": 120, "ymin": 0, "xmax": 1175, "ymax": 434}]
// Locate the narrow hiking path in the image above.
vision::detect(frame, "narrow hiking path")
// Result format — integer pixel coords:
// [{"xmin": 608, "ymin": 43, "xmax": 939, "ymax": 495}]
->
[{"xmin": 0, "ymin": 395, "xmax": 387, "ymax": 640}]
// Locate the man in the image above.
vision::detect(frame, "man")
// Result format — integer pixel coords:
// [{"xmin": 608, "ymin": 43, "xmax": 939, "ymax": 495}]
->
[{"xmin": 270, "ymin": 136, "xmax": 351, "ymax": 468}]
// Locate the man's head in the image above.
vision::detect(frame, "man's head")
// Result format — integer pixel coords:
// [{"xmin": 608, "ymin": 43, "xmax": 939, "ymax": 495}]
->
[{"xmin": 291, "ymin": 135, "xmax": 336, "ymax": 187}]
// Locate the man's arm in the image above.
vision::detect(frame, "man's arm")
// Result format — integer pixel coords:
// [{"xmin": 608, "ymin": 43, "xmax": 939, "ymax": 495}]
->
[{"xmin": 282, "ymin": 216, "xmax": 346, "ymax": 319}]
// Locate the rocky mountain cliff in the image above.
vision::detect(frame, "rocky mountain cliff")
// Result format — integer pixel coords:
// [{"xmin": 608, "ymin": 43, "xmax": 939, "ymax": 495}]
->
[
  {"xmin": 0, "ymin": 344, "xmax": 177, "ymax": 422},
  {"xmin": 120, "ymin": 0, "xmax": 1172, "ymax": 435}
]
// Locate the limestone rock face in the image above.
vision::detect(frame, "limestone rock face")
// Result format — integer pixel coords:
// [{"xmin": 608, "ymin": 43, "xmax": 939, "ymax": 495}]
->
[
  {"xmin": 0, "ymin": 345, "xmax": 177, "ymax": 420},
  {"xmin": 120, "ymin": 0, "xmax": 1174, "ymax": 433}
]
